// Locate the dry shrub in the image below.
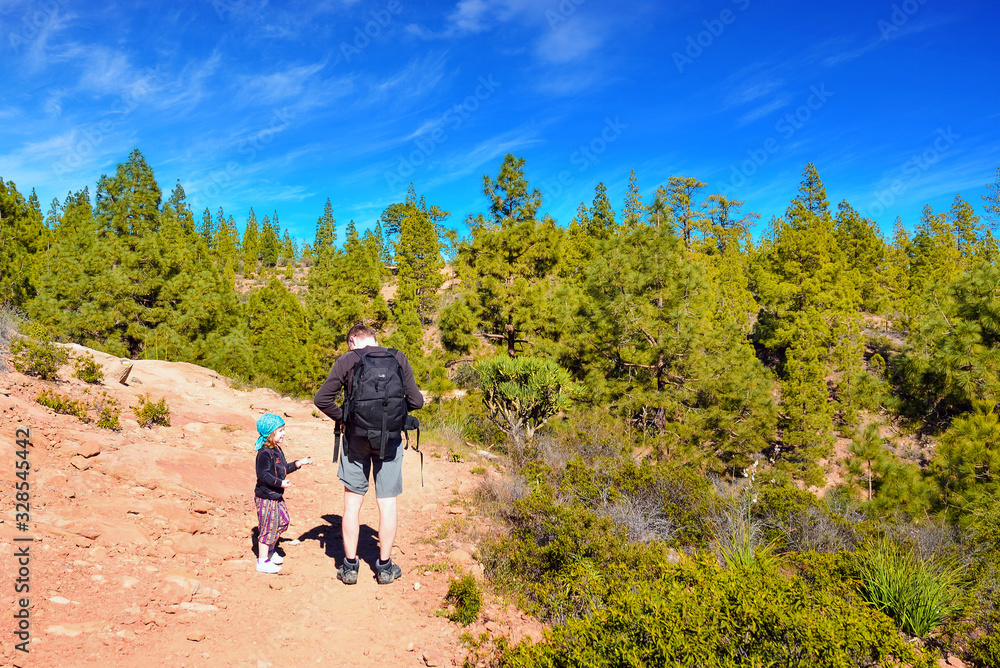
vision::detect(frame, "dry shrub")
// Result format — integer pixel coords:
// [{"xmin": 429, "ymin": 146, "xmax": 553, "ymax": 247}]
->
[
  {"xmin": 605, "ymin": 493, "xmax": 678, "ymax": 543},
  {"xmin": 474, "ymin": 469, "xmax": 528, "ymax": 521}
]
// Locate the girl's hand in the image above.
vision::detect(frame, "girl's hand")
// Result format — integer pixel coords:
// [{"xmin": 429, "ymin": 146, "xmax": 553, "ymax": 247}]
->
[
  {"xmin": 298, "ymin": 457, "xmax": 314, "ymax": 466},
  {"xmin": 281, "ymin": 479, "xmax": 291, "ymax": 488}
]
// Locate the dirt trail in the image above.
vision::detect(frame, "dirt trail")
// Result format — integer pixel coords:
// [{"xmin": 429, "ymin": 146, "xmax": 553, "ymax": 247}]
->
[{"xmin": 0, "ymin": 347, "xmax": 536, "ymax": 668}]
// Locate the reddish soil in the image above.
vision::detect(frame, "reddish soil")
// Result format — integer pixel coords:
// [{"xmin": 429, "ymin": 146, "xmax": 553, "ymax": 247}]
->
[{"xmin": 0, "ymin": 346, "xmax": 539, "ymax": 668}]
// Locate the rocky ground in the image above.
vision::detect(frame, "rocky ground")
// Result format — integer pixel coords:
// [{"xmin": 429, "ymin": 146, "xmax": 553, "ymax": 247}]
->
[{"xmin": 0, "ymin": 346, "xmax": 540, "ymax": 668}]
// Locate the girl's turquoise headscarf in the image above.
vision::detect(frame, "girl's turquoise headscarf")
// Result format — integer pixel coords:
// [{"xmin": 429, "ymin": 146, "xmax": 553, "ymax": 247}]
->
[{"xmin": 255, "ymin": 413, "xmax": 285, "ymax": 450}]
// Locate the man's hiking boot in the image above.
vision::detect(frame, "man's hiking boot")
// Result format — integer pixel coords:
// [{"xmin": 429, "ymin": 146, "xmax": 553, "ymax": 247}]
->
[
  {"xmin": 376, "ymin": 559, "xmax": 402, "ymax": 585},
  {"xmin": 337, "ymin": 559, "xmax": 359, "ymax": 585}
]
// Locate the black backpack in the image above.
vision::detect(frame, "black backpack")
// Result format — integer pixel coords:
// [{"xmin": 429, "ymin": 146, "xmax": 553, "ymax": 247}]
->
[{"xmin": 343, "ymin": 349, "xmax": 414, "ymax": 459}]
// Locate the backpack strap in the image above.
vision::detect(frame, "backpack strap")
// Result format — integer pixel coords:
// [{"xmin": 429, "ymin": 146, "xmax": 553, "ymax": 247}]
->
[
  {"xmin": 343, "ymin": 350, "xmax": 368, "ymax": 436},
  {"xmin": 404, "ymin": 415, "xmax": 422, "ymax": 487}
]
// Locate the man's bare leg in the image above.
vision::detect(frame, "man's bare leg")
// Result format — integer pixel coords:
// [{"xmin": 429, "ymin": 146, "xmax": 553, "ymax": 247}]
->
[
  {"xmin": 375, "ymin": 495, "xmax": 397, "ymax": 562},
  {"xmin": 342, "ymin": 488, "xmax": 365, "ymax": 560}
]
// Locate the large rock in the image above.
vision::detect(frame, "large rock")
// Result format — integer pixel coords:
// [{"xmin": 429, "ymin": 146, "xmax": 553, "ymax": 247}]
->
[
  {"xmin": 151, "ymin": 573, "xmax": 201, "ymax": 605},
  {"xmin": 76, "ymin": 440, "xmax": 102, "ymax": 458}
]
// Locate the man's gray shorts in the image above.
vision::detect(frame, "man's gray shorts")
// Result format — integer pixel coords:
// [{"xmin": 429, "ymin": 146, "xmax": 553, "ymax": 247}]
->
[{"xmin": 338, "ymin": 435, "xmax": 403, "ymax": 498}]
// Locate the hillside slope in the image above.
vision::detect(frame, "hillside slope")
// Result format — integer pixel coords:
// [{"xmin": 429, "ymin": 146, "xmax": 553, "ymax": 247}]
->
[{"xmin": 0, "ymin": 346, "xmax": 535, "ymax": 667}]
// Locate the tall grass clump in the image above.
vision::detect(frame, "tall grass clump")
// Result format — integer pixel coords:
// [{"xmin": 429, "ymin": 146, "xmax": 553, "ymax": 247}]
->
[
  {"xmin": 856, "ymin": 537, "xmax": 962, "ymax": 637},
  {"xmin": 711, "ymin": 463, "xmax": 777, "ymax": 572}
]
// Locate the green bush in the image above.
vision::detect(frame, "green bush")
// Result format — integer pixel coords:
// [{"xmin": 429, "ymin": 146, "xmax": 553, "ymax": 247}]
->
[
  {"xmin": 445, "ymin": 573, "xmax": 482, "ymax": 626},
  {"xmin": 496, "ymin": 557, "xmax": 928, "ymax": 668},
  {"xmin": 73, "ymin": 354, "xmax": 104, "ymax": 384},
  {"xmin": 475, "ymin": 355, "xmax": 572, "ymax": 459},
  {"xmin": 855, "ymin": 537, "xmax": 962, "ymax": 637},
  {"xmin": 134, "ymin": 394, "xmax": 171, "ymax": 427},
  {"xmin": 10, "ymin": 329, "xmax": 69, "ymax": 381},
  {"xmin": 93, "ymin": 391, "xmax": 121, "ymax": 430},
  {"xmin": 36, "ymin": 389, "xmax": 89, "ymax": 421}
]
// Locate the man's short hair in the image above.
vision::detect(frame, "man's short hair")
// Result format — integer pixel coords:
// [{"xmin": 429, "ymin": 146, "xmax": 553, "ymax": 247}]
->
[{"xmin": 347, "ymin": 323, "xmax": 378, "ymax": 344}]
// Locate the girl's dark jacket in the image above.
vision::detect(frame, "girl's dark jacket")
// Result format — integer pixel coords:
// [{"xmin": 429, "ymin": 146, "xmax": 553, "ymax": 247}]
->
[{"xmin": 255, "ymin": 446, "xmax": 300, "ymax": 500}]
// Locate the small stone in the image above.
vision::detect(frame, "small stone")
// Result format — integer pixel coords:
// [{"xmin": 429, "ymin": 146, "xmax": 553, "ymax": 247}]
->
[
  {"xmin": 49, "ymin": 596, "xmax": 71, "ymax": 605},
  {"xmin": 191, "ymin": 500, "xmax": 212, "ymax": 514},
  {"xmin": 187, "ymin": 632, "xmax": 205, "ymax": 642},
  {"xmin": 407, "ymin": 642, "xmax": 415, "ymax": 652},
  {"xmin": 71, "ymin": 455, "xmax": 91, "ymax": 470},
  {"xmin": 422, "ymin": 651, "xmax": 442, "ymax": 667},
  {"xmin": 269, "ymin": 581, "xmax": 283, "ymax": 590},
  {"xmin": 76, "ymin": 441, "xmax": 101, "ymax": 458},
  {"xmin": 413, "ymin": 582, "xmax": 421, "ymax": 591}
]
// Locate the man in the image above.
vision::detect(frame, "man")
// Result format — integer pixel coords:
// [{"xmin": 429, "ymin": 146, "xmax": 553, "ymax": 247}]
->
[{"xmin": 313, "ymin": 323, "xmax": 424, "ymax": 585}]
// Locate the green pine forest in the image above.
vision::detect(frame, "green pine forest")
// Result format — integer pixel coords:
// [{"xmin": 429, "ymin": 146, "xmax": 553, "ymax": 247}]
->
[{"xmin": 5, "ymin": 148, "xmax": 1000, "ymax": 665}]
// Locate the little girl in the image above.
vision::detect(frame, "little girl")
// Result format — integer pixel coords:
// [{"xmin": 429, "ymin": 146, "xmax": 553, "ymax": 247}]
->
[{"xmin": 254, "ymin": 413, "xmax": 313, "ymax": 574}]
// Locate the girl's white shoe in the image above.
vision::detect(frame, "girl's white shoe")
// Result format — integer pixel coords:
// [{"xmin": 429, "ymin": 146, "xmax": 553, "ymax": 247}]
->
[
  {"xmin": 256, "ymin": 559, "xmax": 281, "ymax": 574},
  {"xmin": 268, "ymin": 549, "xmax": 283, "ymax": 565}
]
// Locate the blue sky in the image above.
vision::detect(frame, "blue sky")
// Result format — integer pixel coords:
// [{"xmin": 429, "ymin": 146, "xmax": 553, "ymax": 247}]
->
[{"xmin": 1, "ymin": 0, "xmax": 998, "ymax": 243}]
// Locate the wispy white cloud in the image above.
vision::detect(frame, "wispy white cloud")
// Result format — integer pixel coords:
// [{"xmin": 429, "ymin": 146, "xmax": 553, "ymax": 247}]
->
[
  {"xmin": 535, "ymin": 16, "xmax": 604, "ymax": 64},
  {"xmin": 372, "ymin": 51, "xmax": 450, "ymax": 101},
  {"xmin": 737, "ymin": 97, "xmax": 791, "ymax": 126},
  {"xmin": 236, "ymin": 61, "xmax": 329, "ymax": 106},
  {"xmin": 726, "ymin": 78, "xmax": 785, "ymax": 108},
  {"xmin": 447, "ymin": 0, "xmax": 492, "ymax": 33}
]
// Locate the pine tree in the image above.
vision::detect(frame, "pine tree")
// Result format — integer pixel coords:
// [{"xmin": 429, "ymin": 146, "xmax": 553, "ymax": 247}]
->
[
  {"xmin": 666, "ymin": 176, "xmax": 708, "ymax": 251},
  {"xmin": 448, "ymin": 154, "xmax": 560, "ymax": 356},
  {"xmin": 752, "ymin": 164, "xmax": 859, "ymax": 481},
  {"xmin": 280, "ymin": 230, "xmax": 296, "ymax": 266},
  {"xmin": 29, "ymin": 189, "xmax": 103, "ymax": 344},
  {"xmin": 834, "ymin": 201, "xmax": 886, "ymax": 313},
  {"xmin": 622, "ymin": 169, "xmax": 644, "ymax": 229},
  {"xmin": 91, "ymin": 148, "xmax": 169, "ymax": 357},
  {"xmin": 379, "ymin": 202, "xmax": 408, "ymax": 261},
  {"xmin": 156, "ymin": 183, "xmax": 252, "ymax": 377},
  {"xmin": 213, "ymin": 213, "xmax": 240, "ymax": 283},
  {"xmin": 882, "ymin": 219, "xmax": 911, "ymax": 322},
  {"xmin": 847, "ymin": 424, "xmax": 891, "ymax": 502},
  {"xmin": 900, "ymin": 261, "xmax": 1000, "ymax": 419},
  {"xmin": 247, "ymin": 278, "xmax": 313, "ymax": 394},
  {"xmin": 949, "ymin": 194, "xmax": 987, "ymax": 261},
  {"xmin": 581, "ymin": 223, "xmax": 776, "ymax": 475},
  {"xmin": 242, "ymin": 209, "xmax": 260, "ymax": 275},
  {"xmin": 0, "ymin": 179, "xmax": 46, "ymax": 307},
  {"xmin": 396, "ymin": 200, "xmax": 443, "ymax": 322},
  {"xmin": 200, "ymin": 208, "xmax": 215, "ymax": 250},
  {"xmin": 930, "ymin": 404, "xmax": 1000, "ymax": 523},
  {"xmin": 260, "ymin": 212, "xmax": 282, "ymax": 268},
  {"xmin": 982, "ymin": 166, "xmax": 1000, "ymax": 233},
  {"xmin": 312, "ymin": 200, "xmax": 337, "ymax": 268},
  {"xmin": 701, "ymin": 194, "xmax": 759, "ymax": 335},
  {"xmin": 307, "ymin": 213, "xmax": 388, "ymax": 371},
  {"xmin": 588, "ymin": 182, "xmax": 616, "ymax": 239}
]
